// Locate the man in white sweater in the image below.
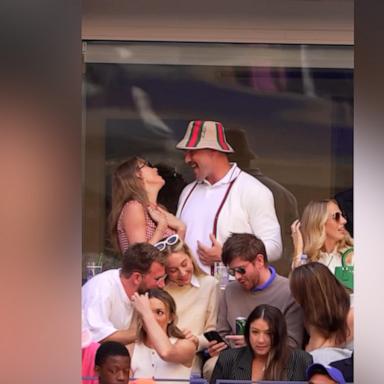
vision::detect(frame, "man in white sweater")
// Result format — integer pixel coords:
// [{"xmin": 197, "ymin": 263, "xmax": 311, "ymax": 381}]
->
[
  {"xmin": 176, "ymin": 120, "xmax": 282, "ymax": 275},
  {"xmin": 82, "ymin": 242, "xmax": 167, "ymax": 345}
]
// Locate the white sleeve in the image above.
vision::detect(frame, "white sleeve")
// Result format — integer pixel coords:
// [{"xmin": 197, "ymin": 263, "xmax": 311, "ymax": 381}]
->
[
  {"xmin": 245, "ymin": 179, "xmax": 282, "ymax": 262},
  {"xmin": 82, "ymin": 283, "xmax": 119, "ymax": 342}
]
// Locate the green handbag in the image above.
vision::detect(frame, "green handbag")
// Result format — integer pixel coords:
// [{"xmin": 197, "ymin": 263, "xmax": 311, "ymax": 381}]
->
[{"xmin": 334, "ymin": 248, "xmax": 354, "ymax": 290}]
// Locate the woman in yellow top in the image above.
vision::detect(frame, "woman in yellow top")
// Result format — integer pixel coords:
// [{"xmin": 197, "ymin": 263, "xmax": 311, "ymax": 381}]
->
[{"xmin": 156, "ymin": 235, "xmax": 219, "ymax": 375}]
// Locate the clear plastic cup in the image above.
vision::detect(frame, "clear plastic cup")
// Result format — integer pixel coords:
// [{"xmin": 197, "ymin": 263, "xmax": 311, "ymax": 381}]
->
[
  {"xmin": 215, "ymin": 263, "xmax": 229, "ymax": 290},
  {"xmin": 86, "ymin": 261, "xmax": 102, "ymax": 281}
]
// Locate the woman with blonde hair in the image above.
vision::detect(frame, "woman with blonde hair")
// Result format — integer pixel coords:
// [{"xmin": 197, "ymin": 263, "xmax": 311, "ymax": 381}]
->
[
  {"xmin": 130, "ymin": 288, "xmax": 197, "ymax": 380},
  {"xmin": 289, "ymin": 262, "xmax": 353, "ymax": 365},
  {"xmin": 108, "ymin": 157, "xmax": 186, "ymax": 254},
  {"xmin": 156, "ymin": 235, "xmax": 219, "ymax": 375},
  {"xmin": 291, "ymin": 199, "xmax": 353, "ymax": 272}
]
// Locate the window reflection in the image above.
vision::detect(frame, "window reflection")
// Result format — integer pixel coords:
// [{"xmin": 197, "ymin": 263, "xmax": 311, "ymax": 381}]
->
[{"xmin": 83, "ymin": 42, "xmax": 353, "ymax": 277}]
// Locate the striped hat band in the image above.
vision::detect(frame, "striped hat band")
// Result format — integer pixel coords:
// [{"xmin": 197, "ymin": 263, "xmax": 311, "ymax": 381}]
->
[{"xmin": 176, "ymin": 120, "xmax": 234, "ymax": 153}]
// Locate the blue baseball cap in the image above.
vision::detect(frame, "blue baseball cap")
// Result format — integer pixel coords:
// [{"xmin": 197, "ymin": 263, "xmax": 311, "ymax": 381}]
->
[{"xmin": 307, "ymin": 363, "xmax": 346, "ymax": 384}]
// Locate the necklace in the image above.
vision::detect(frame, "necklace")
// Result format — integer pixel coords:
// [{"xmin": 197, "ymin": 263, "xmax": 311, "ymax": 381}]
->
[{"xmin": 320, "ymin": 250, "xmax": 339, "ymax": 267}]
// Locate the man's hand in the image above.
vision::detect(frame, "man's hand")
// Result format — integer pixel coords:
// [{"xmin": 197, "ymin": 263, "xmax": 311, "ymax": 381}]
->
[
  {"xmin": 225, "ymin": 335, "xmax": 246, "ymax": 348},
  {"xmin": 197, "ymin": 234, "xmax": 222, "ymax": 266},
  {"xmin": 206, "ymin": 340, "xmax": 228, "ymax": 357}
]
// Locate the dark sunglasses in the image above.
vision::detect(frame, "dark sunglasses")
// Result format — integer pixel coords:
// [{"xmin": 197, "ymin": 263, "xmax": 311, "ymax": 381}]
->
[
  {"xmin": 227, "ymin": 266, "xmax": 247, "ymax": 277},
  {"xmin": 154, "ymin": 234, "xmax": 180, "ymax": 251},
  {"xmin": 137, "ymin": 160, "xmax": 153, "ymax": 170},
  {"xmin": 330, "ymin": 211, "xmax": 345, "ymax": 222}
]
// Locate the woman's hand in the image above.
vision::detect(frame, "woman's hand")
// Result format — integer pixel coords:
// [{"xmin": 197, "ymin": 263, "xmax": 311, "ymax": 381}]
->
[
  {"xmin": 147, "ymin": 205, "xmax": 168, "ymax": 230},
  {"xmin": 130, "ymin": 292, "xmax": 152, "ymax": 319},
  {"xmin": 225, "ymin": 335, "xmax": 246, "ymax": 348},
  {"xmin": 291, "ymin": 219, "xmax": 304, "ymax": 268},
  {"xmin": 181, "ymin": 329, "xmax": 199, "ymax": 350},
  {"xmin": 207, "ymin": 340, "xmax": 228, "ymax": 357},
  {"xmin": 157, "ymin": 207, "xmax": 186, "ymax": 238}
]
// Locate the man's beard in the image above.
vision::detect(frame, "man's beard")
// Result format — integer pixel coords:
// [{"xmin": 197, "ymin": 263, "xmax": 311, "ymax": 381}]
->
[{"xmin": 137, "ymin": 280, "xmax": 149, "ymax": 294}]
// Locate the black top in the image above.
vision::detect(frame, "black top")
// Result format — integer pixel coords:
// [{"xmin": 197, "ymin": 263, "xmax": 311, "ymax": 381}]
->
[
  {"xmin": 330, "ymin": 353, "xmax": 353, "ymax": 383},
  {"xmin": 210, "ymin": 347, "xmax": 313, "ymax": 384}
]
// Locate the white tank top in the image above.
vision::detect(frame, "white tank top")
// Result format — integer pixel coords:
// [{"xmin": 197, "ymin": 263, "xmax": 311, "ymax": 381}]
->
[{"xmin": 131, "ymin": 338, "xmax": 192, "ymax": 381}]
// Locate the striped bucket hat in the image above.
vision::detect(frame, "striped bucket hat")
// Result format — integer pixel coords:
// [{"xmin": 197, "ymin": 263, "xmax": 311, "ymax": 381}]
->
[{"xmin": 176, "ymin": 120, "xmax": 234, "ymax": 153}]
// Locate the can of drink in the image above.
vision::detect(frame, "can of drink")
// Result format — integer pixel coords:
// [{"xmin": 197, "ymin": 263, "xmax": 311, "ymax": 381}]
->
[{"xmin": 236, "ymin": 317, "xmax": 247, "ymax": 335}]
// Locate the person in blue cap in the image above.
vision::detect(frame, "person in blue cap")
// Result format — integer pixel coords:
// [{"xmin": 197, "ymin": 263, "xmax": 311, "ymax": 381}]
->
[{"xmin": 307, "ymin": 363, "xmax": 346, "ymax": 384}]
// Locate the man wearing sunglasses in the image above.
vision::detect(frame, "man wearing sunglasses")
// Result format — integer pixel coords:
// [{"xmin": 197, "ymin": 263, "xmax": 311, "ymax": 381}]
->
[
  {"xmin": 202, "ymin": 233, "xmax": 303, "ymax": 379},
  {"xmin": 82, "ymin": 242, "xmax": 167, "ymax": 345},
  {"xmin": 176, "ymin": 120, "xmax": 282, "ymax": 275}
]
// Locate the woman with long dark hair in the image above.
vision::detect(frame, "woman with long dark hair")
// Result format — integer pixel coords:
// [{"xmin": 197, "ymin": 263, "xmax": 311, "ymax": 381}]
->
[
  {"xmin": 290, "ymin": 262, "xmax": 353, "ymax": 365},
  {"xmin": 109, "ymin": 157, "xmax": 186, "ymax": 254},
  {"xmin": 210, "ymin": 304, "xmax": 312, "ymax": 383}
]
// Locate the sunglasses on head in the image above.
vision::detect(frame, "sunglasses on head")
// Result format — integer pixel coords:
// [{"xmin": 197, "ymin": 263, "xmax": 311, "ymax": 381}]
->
[
  {"xmin": 154, "ymin": 234, "xmax": 180, "ymax": 251},
  {"xmin": 137, "ymin": 160, "xmax": 153, "ymax": 170},
  {"xmin": 330, "ymin": 211, "xmax": 345, "ymax": 222},
  {"xmin": 227, "ymin": 266, "xmax": 247, "ymax": 277},
  {"xmin": 154, "ymin": 273, "xmax": 168, "ymax": 283}
]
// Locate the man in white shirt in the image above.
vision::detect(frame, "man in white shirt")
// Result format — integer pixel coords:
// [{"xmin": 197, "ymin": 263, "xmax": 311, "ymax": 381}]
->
[
  {"xmin": 176, "ymin": 120, "xmax": 282, "ymax": 274},
  {"xmin": 82, "ymin": 242, "xmax": 167, "ymax": 344}
]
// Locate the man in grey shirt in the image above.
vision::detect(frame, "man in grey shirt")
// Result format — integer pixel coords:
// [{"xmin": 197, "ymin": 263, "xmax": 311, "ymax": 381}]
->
[{"xmin": 203, "ymin": 233, "xmax": 304, "ymax": 379}]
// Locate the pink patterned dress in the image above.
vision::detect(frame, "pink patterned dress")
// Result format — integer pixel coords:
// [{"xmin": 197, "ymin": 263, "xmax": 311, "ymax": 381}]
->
[{"xmin": 117, "ymin": 200, "xmax": 175, "ymax": 253}]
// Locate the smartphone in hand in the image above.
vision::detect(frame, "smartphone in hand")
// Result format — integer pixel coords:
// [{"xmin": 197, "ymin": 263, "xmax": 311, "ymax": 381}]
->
[{"xmin": 203, "ymin": 331, "xmax": 230, "ymax": 346}]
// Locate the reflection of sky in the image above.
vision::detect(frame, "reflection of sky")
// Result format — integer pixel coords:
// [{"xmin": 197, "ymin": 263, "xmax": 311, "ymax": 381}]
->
[{"xmin": 87, "ymin": 63, "xmax": 353, "ymax": 188}]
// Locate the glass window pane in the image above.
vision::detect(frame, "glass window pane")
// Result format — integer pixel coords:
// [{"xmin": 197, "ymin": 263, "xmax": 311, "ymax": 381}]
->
[{"xmin": 83, "ymin": 41, "xmax": 353, "ymax": 277}]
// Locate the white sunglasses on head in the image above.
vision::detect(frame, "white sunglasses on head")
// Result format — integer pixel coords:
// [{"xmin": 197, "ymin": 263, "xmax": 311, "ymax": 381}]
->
[{"xmin": 154, "ymin": 234, "xmax": 180, "ymax": 251}]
